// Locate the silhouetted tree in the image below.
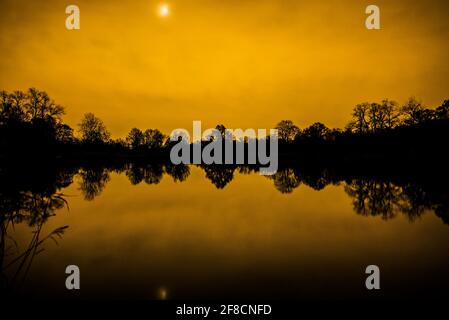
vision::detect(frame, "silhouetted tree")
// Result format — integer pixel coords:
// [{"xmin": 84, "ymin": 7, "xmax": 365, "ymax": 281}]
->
[
  {"xmin": 144, "ymin": 129, "xmax": 166, "ymax": 150},
  {"xmin": 436, "ymin": 100, "xmax": 449, "ymax": 119},
  {"xmin": 347, "ymin": 103, "xmax": 370, "ymax": 133},
  {"xmin": 301, "ymin": 122, "xmax": 330, "ymax": 140},
  {"xmin": 55, "ymin": 123, "xmax": 74, "ymax": 143},
  {"xmin": 127, "ymin": 128, "xmax": 144, "ymax": 149},
  {"xmin": 0, "ymin": 89, "xmax": 72, "ymax": 151},
  {"xmin": 0, "ymin": 90, "xmax": 26, "ymax": 123},
  {"xmin": 367, "ymin": 102, "xmax": 383, "ymax": 132},
  {"xmin": 327, "ymin": 128, "xmax": 344, "ymax": 141},
  {"xmin": 111, "ymin": 138, "xmax": 128, "ymax": 149},
  {"xmin": 360, "ymin": 101, "xmax": 401, "ymax": 132},
  {"xmin": 401, "ymin": 97, "xmax": 434, "ymax": 125},
  {"xmin": 347, "ymin": 98, "xmax": 434, "ymax": 133},
  {"xmin": 25, "ymin": 88, "xmax": 64, "ymax": 121},
  {"xmin": 275, "ymin": 120, "xmax": 300, "ymax": 142},
  {"xmin": 78, "ymin": 113, "xmax": 110, "ymax": 144},
  {"xmin": 215, "ymin": 124, "xmax": 227, "ymax": 139},
  {"xmin": 125, "ymin": 128, "xmax": 167, "ymax": 150},
  {"xmin": 380, "ymin": 99, "xmax": 400, "ymax": 129}
]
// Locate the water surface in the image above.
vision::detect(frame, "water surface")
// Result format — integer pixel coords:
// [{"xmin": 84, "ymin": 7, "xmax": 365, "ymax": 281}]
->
[{"xmin": 3, "ymin": 165, "xmax": 449, "ymax": 300}]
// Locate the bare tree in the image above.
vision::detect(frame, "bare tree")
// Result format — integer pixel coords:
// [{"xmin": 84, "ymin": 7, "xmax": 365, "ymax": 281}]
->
[
  {"xmin": 380, "ymin": 99, "xmax": 400, "ymax": 129},
  {"xmin": 349, "ymin": 100, "xmax": 401, "ymax": 133},
  {"xmin": 347, "ymin": 103, "xmax": 370, "ymax": 133},
  {"xmin": 400, "ymin": 97, "xmax": 434, "ymax": 125},
  {"xmin": 25, "ymin": 88, "xmax": 64, "ymax": 121},
  {"xmin": 0, "ymin": 90, "xmax": 27, "ymax": 122}
]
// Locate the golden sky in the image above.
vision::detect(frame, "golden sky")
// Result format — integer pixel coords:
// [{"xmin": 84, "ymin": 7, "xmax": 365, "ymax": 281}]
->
[{"xmin": 1, "ymin": 0, "xmax": 448, "ymax": 138}]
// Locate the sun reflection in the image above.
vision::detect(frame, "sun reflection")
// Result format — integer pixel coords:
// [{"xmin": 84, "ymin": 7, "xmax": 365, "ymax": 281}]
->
[{"xmin": 157, "ymin": 286, "xmax": 169, "ymax": 300}]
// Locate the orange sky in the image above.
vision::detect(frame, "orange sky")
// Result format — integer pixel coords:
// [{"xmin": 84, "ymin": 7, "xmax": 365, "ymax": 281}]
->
[{"xmin": 1, "ymin": 0, "xmax": 448, "ymax": 138}]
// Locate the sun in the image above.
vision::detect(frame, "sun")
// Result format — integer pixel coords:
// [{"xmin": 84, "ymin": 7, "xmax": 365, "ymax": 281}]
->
[{"xmin": 158, "ymin": 4, "xmax": 170, "ymax": 17}]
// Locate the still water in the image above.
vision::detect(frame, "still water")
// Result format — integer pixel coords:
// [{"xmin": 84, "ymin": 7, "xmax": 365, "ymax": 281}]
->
[{"xmin": 2, "ymin": 165, "xmax": 449, "ymax": 300}]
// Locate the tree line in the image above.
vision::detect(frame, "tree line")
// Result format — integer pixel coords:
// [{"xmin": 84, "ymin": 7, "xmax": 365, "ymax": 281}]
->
[
  {"xmin": 275, "ymin": 97, "xmax": 449, "ymax": 144},
  {"xmin": 2, "ymin": 161, "xmax": 447, "ymax": 225},
  {"xmin": 1, "ymin": 88, "xmax": 448, "ymax": 153}
]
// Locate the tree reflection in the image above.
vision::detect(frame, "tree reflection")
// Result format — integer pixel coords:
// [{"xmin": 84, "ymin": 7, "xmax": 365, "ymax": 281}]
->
[
  {"xmin": 165, "ymin": 163, "xmax": 190, "ymax": 182},
  {"xmin": 124, "ymin": 163, "xmax": 165, "ymax": 185},
  {"xmin": 203, "ymin": 165, "xmax": 235, "ymax": 189},
  {"xmin": 344, "ymin": 180, "xmax": 402, "ymax": 220},
  {"xmin": 267, "ymin": 167, "xmax": 339, "ymax": 193},
  {"xmin": 78, "ymin": 167, "xmax": 111, "ymax": 200},
  {"xmin": 343, "ymin": 179, "xmax": 449, "ymax": 223},
  {"xmin": 1, "ymin": 188, "xmax": 69, "ymax": 292},
  {"xmin": 298, "ymin": 168, "xmax": 337, "ymax": 191},
  {"xmin": 143, "ymin": 164, "xmax": 164, "ymax": 185},
  {"xmin": 237, "ymin": 166, "xmax": 257, "ymax": 175},
  {"xmin": 265, "ymin": 167, "xmax": 449, "ymax": 225},
  {"xmin": 269, "ymin": 168, "xmax": 301, "ymax": 194},
  {"xmin": 125, "ymin": 163, "xmax": 145, "ymax": 185},
  {"xmin": 434, "ymin": 203, "xmax": 449, "ymax": 225}
]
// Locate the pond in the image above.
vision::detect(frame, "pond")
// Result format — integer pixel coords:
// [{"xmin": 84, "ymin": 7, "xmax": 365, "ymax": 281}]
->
[{"xmin": 2, "ymin": 164, "xmax": 449, "ymax": 300}]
